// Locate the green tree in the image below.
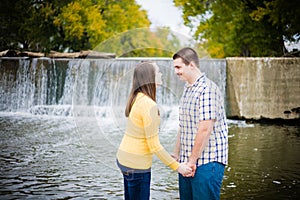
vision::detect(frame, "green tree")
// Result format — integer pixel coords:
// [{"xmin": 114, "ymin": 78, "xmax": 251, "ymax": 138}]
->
[
  {"xmin": 0, "ymin": 0, "xmax": 202, "ymax": 56},
  {"xmin": 0, "ymin": 0, "xmax": 151, "ymax": 52},
  {"xmin": 174, "ymin": 0, "xmax": 300, "ymax": 57},
  {"xmin": 0, "ymin": 0, "xmax": 72, "ymax": 52},
  {"xmin": 53, "ymin": 0, "xmax": 108, "ymax": 51},
  {"xmin": 53, "ymin": 0, "xmax": 151, "ymax": 51},
  {"xmin": 94, "ymin": 27, "xmax": 185, "ymax": 57}
]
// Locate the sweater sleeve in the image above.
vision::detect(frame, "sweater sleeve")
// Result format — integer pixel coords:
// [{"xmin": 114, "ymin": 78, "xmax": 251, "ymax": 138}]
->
[
  {"xmin": 152, "ymin": 140, "xmax": 180, "ymax": 171},
  {"xmin": 142, "ymin": 100, "xmax": 179, "ymax": 171}
]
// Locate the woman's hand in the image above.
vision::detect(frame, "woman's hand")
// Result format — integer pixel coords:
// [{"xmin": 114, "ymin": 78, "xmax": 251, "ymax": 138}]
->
[{"xmin": 177, "ymin": 163, "xmax": 194, "ymax": 177}]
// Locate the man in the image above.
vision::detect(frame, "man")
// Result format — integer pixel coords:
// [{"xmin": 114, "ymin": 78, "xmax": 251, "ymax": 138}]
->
[{"xmin": 172, "ymin": 47, "xmax": 228, "ymax": 199}]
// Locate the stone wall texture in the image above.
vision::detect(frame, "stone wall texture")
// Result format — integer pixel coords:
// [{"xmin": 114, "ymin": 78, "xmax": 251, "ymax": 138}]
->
[{"xmin": 226, "ymin": 57, "xmax": 300, "ymax": 119}]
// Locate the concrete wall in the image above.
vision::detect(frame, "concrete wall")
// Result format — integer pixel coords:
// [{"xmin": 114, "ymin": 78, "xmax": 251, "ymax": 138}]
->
[{"xmin": 226, "ymin": 57, "xmax": 300, "ymax": 120}]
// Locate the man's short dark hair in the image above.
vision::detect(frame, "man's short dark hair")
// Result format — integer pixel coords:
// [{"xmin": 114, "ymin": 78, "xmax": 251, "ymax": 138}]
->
[{"xmin": 173, "ymin": 47, "xmax": 199, "ymax": 68}]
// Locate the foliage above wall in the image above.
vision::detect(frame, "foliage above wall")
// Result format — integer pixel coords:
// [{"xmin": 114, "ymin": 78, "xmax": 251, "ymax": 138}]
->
[
  {"xmin": 174, "ymin": 0, "xmax": 300, "ymax": 57},
  {"xmin": 1, "ymin": 0, "xmax": 201, "ymax": 57}
]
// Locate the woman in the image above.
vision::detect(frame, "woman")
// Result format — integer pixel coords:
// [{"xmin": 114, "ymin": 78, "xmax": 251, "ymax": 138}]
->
[{"xmin": 116, "ymin": 62, "xmax": 192, "ymax": 200}]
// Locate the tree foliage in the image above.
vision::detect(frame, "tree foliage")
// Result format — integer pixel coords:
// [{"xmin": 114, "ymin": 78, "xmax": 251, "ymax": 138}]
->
[
  {"xmin": 53, "ymin": 0, "xmax": 152, "ymax": 52},
  {"xmin": 174, "ymin": 0, "xmax": 300, "ymax": 57},
  {"xmin": 0, "ymin": 0, "xmax": 187, "ymax": 56},
  {"xmin": 0, "ymin": 0, "xmax": 73, "ymax": 52},
  {"xmin": 53, "ymin": 0, "xmax": 108, "ymax": 51},
  {"xmin": 94, "ymin": 27, "xmax": 184, "ymax": 57}
]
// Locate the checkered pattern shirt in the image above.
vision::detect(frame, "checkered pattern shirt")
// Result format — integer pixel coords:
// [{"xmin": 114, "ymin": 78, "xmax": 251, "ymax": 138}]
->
[{"xmin": 179, "ymin": 73, "xmax": 228, "ymax": 166}]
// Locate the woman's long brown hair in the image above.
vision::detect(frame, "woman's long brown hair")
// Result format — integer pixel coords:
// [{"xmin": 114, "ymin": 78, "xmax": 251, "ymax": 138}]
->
[{"xmin": 125, "ymin": 62, "xmax": 156, "ymax": 117}]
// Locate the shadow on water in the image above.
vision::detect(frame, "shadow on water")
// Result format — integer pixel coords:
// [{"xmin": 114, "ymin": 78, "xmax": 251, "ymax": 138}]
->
[{"xmin": 222, "ymin": 122, "xmax": 300, "ymax": 199}]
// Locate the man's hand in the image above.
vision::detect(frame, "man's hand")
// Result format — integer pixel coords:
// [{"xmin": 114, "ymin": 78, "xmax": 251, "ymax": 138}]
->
[
  {"xmin": 177, "ymin": 162, "xmax": 197, "ymax": 177},
  {"xmin": 177, "ymin": 163, "xmax": 192, "ymax": 176},
  {"xmin": 187, "ymin": 162, "xmax": 197, "ymax": 177}
]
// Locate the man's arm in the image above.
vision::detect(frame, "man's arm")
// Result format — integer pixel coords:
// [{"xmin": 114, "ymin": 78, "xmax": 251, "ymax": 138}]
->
[{"xmin": 188, "ymin": 119, "xmax": 215, "ymax": 165}]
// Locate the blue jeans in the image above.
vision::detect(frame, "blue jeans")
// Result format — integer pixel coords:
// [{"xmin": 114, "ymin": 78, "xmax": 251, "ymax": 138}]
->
[
  {"xmin": 179, "ymin": 162, "xmax": 225, "ymax": 200},
  {"xmin": 122, "ymin": 171, "xmax": 151, "ymax": 200}
]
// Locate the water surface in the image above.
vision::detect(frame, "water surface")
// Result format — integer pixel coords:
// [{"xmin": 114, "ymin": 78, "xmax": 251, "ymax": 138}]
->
[{"xmin": 0, "ymin": 110, "xmax": 299, "ymax": 199}]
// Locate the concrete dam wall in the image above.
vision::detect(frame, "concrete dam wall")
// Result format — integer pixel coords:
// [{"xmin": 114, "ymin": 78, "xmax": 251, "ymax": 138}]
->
[{"xmin": 226, "ymin": 57, "xmax": 300, "ymax": 120}]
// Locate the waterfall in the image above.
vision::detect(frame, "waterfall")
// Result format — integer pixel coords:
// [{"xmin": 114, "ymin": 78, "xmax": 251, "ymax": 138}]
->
[{"xmin": 0, "ymin": 58, "xmax": 226, "ymax": 117}]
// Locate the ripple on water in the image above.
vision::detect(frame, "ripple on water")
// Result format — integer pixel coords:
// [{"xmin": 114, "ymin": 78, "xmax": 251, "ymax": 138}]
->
[{"xmin": 0, "ymin": 112, "xmax": 299, "ymax": 199}]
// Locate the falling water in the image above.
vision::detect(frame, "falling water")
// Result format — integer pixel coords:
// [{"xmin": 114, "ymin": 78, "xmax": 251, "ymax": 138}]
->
[{"xmin": 0, "ymin": 58, "xmax": 226, "ymax": 116}]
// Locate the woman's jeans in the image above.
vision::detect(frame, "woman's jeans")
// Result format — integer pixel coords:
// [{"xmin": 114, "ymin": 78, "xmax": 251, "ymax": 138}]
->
[
  {"xmin": 122, "ymin": 171, "xmax": 151, "ymax": 200},
  {"xmin": 179, "ymin": 162, "xmax": 225, "ymax": 200}
]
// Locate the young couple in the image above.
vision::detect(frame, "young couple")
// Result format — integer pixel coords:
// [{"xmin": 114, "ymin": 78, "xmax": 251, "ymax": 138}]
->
[{"xmin": 116, "ymin": 47, "xmax": 228, "ymax": 200}]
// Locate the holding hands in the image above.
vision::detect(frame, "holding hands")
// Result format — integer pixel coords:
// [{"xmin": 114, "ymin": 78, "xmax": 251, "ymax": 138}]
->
[
  {"xmin": 177, "ymin": 162, "xmax": 196, "ymax": 177},
  {"xmin": 172, "ymin": 153, "xmax": 197, "ymax": 177}
]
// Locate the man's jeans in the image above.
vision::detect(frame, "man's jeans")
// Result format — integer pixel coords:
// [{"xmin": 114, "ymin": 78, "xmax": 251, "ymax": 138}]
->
[
  {"xmin": 179, "ymin": 162, "xmax": 225, "ymax": 200},
  {"xmin": 123, "ymin": 171, "xmax": 151, "ymax": 200}
]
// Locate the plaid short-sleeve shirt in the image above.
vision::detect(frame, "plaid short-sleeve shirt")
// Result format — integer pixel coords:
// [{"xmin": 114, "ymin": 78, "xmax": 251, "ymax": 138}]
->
[{"xmin": 179, "ymin": 73, "xmax": 228, "ymax": 166}]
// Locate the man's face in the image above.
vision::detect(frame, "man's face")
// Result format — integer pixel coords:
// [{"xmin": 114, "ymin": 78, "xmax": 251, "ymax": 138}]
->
[{"xmin": 173, "ymin": 57, "xmax": 190, "ymax": 82}]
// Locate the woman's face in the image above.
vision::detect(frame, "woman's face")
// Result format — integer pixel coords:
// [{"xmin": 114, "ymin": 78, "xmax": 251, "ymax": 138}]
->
[{"xmin": 154, "ymin": 63, "xmax": 162, "ymax": 86}]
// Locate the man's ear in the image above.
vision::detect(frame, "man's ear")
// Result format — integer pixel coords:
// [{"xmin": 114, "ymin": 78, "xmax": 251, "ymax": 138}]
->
[{"xmin": 189, "ymin": 61, "xmax": 197, "ymax": 69}]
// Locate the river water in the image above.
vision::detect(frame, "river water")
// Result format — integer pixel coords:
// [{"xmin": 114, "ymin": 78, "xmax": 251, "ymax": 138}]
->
[{"xmin": 0, "ymin": 107, "xmax": 299, "ymax": 200}]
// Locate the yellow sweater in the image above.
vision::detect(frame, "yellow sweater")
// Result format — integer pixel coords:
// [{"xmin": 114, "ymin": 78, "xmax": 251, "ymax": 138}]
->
[{"xmin": 117, "ymin": 93, "xmax": 179, "ymax": 171}]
